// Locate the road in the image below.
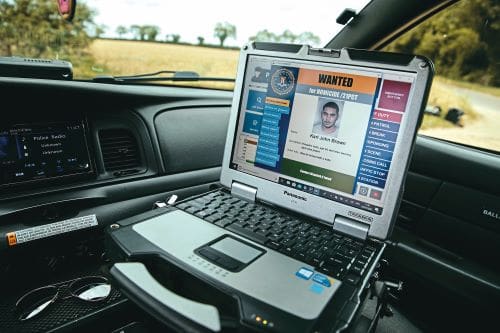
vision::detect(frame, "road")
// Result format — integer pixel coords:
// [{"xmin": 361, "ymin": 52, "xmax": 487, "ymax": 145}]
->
[{"xmin": 419, "ymin": 85, "xmax": 500, "ymax": 152}]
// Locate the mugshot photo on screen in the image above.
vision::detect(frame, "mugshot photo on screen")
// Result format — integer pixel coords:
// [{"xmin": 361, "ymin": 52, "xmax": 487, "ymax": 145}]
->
[{"xmin": 312, "ymin": 98, "xmax": 343, "ymax": 138}]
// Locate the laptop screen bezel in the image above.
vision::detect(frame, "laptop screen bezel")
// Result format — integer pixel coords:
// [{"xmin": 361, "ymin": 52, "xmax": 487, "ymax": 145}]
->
[{"xmin": 220, "ymin": 44, "xmax": 433, "ymax": 240}]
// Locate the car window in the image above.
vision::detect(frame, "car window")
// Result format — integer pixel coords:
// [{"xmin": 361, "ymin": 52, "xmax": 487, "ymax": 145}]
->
[
  {"xmin": 384, "ymin": 0, "xmax": 500, "ymax": 153},
  {"xmin": 0, "ymin": 0, "xmax": 371, "ymax": 89}
]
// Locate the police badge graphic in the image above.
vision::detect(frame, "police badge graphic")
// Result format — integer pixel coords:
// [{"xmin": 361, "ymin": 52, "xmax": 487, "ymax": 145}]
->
[{"xmin": 270, "ymin": 68, "xmax": 295, "ymax": 95}]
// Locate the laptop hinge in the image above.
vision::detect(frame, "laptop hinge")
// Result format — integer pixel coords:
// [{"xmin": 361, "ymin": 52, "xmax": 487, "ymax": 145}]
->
[
  {"xmin": 333, "ymin": 216, "xmax": 369, "ymax": 240},
  {"xmin": 231, "ymin": 182, "xmax": 257, "ymax": 203}
]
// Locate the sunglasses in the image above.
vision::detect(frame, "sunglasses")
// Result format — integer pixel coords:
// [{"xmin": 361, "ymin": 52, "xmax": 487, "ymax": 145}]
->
[{"xmin": 15, "ymin": 276, "xmax": 112, "ymax": 321}]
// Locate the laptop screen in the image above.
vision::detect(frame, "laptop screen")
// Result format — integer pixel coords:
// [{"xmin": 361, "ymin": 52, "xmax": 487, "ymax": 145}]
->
[{"xmin": 230, "ymin": 55, "xmax": 417, "ymax": 216}]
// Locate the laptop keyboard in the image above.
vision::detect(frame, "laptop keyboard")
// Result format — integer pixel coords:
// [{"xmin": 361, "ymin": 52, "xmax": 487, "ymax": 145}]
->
[{"xmin": 176, "ymin": 191, "xmax": 377, "ymax": 284}]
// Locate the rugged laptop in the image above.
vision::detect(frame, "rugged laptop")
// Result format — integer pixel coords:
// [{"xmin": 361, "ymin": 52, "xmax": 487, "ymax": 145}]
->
[{"xmin": 108, "ymin": 43, "xmax": 433, "ymax": 332}]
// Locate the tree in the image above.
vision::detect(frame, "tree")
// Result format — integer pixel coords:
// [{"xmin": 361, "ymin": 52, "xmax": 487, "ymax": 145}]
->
[
  {"xmin": 250, "ymin": 29, "xmax": 320, "ymax": 46},
  {"xmin": 116, "ymin": 25, "xmax": 128, "ymax": 39},
  {"xmin": 384, "ymin": 0, "xmax": 500, "ymax": 86},
  {"xmin": 143, "ymin": 25, "xmax": 160, "ymax": 41},
  {"xmin": 297, "ymin": 31, "xmax": 320, "ymax": 45},
  {"xmin": 214, "ymin": 22, "xmax": 236, "ymax": 47},
  {"xmin": 93, "ymin": 24, "xmax": 107, "ymax": 38},
  {"xmin": 250, "ymin": 29, "xmax": 280, "ymax": 43},
  {"xmin": 166, "ymin": 34, "xmax": 181, "ymax": 43},
  {"xmin": 197, "ymin": 36, "xmax": 205, "ymax": 46},
  {"xmin": 130, "ymin": 25, "xmax": 147, "ymax": 40},
  {"xmin": 281, "ymin": 30, "xmax": 298, "ymax": 43},
  {"xmin": 0, "ymin": 0, "xmax": 96, "ymax": 58},
  {"xmin": 130, "ymin": 25, "xmax": 159, "ymax": 41}
]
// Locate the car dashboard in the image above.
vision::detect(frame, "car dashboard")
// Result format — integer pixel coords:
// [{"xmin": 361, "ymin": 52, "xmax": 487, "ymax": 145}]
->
[{"xmin": 0, "ymin": 76, "xmax": 499, "ymax": 332}]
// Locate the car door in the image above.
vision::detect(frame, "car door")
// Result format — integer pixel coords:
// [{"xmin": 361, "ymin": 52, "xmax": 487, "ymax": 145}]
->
[{"xmin": 329, "ymin": 0, "xmax": 500, "ymax": 330}]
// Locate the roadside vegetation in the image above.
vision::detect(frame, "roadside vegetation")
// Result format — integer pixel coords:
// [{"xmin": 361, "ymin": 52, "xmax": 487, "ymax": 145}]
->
[
  {"xmin": 436, "ymin": 77, "xmax": 500, "ymax": 98},
  {"xmin": 420, "ymin": 77, "xmax": 476, "ymax": 130},
  {"xmin": 384, "ymin": 0, "xmax": 500, "ymax": 88}
]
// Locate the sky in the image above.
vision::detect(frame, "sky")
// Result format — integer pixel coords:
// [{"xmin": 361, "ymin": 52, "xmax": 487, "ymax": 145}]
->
[{"xmin": 84, "ymin": 0, "xmax": 370, "ymax": 47}]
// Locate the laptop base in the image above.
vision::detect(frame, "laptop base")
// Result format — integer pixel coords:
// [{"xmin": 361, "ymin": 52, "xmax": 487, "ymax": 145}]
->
[{"xmin": 107, "ymin": 192, "xmax": 384, "ymax": 332}]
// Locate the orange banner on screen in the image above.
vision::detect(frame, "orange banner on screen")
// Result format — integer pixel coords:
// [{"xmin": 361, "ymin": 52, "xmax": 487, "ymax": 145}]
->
[
  {"xmin": 265, "ymin": 96, "xmax": 290, "ymax": 107},
  {"xmin": 298, "ymin": 69, "xmax": 379, "ymax": 94}
]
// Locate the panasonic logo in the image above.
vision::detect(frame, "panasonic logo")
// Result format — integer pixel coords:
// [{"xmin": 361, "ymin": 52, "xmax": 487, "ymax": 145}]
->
[
  {"xmin": 348, "ymin": 211, "xmax": 373, "ymax": 223},
  {"xmin": 283, "ymin": 190, "xmax": 307, "ymax": 202},
  {"xmin": 483, "ymin": 209, "xmax": 500, "ymax": 220}
]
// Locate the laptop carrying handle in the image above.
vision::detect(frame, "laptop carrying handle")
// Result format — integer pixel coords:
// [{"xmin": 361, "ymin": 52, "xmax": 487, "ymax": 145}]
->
[{"xmin": 110, "ymin": 262, "xmax": 221, "ymax": 332}]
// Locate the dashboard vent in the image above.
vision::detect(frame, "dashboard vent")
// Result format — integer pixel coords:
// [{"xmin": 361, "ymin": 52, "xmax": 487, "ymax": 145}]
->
[{"xmin": 99, "ymin": 129, "xmax": 141, "ymax": 172}]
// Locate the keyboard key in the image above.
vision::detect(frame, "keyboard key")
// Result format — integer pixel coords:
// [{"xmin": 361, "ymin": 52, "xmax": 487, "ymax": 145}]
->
[
  {"xmin": 281, "ymin": 246, "xmax": 296, "ymax": 256},
  {"xmin": 255, "ymin": 229, "xmax": 269, "ymax": 237},
  {"xmin": 292, "ymin": 244, "xmax": 305, "ymax": 253},
  {"xmin": 270, "ymin": 226, "xmax": 284, "ymax": 234},
  {"xmin": 253, "ymin": 209, "xmax": 266, "ymax": 216},
  {"xmin": 295, "ymin": 252, "xmax": 307, "ymax": 261},
  {"xmin": 205, "ymin": 217, "xmax": 220, "ymax": 224},
  {"xmin": 281, "ymin": 238, "xmax": 296, "ymax": 247},
  {"xmin": 310, "ymin": 227, "xmax": 321, "ymax": 236},
  {"xmin": 245, "ymin": 224, "xmax": 259, "ymax": 231},
  {"xmin": 359, "ymin": 253, "xmax": 371, "ymax": 262},
  {"xmin": 344, "ymin": 274, "xmax": 360, "ymax": 285},
  {"xmin": 259, "ymin": 224, "xmax": 272, "ymax": 231},
  {"xmin": 238, "ymin": 213, "xmax": 251, "ymax": 220},
  {"xmin": 248, "ymin": 216, "xmax": 262, "ymax": 224},
  {"xmin": 195, "ymin": 210, "xmax": 212, "ymax": 218},
  {"xmin": 233, "ymin": 219, "xmax": 248, "ymax": 227},
  {"xmin": 225, "ymin": 211, "xmax": 239, "ymax": 218},
  {"xmin": 349, "ymin": 265, "xmax": 364, "ymax": 276},
  {"xmin": 226, "ymin": 224, "xmax": 268, "ymax": 244},
  {"xmin": 266, "ymin": 241, "xmax": 281, "ymax": 250},
  {"xmin": 311, "ymin": 254, "xmax": 324, "ymax": 266},
  {"xmin": 305, "ymin": 240, "xmax": 320, "ymax": 249},
  {"xmin": 176, "ymin": 202, "xmax": 190, "ymax": 210},
  {"xmin": 318, "ymin": 266, "xmax": 332, "ymax": 276},
  {"xmin": 318, "ymin": 264, "xmax": 344, "ymax": 278},
  {"xmin": 226, "ymin": 197, "xmax": 240, "ymax": 204},
  {"xmin": 275, "ymin": 216, "xmax": 290, "ymax": 223},
  {"xmin": 268, "ymin": 233, "xmax": 282, "ymax": 242},
  {"xmin": 186, "ymin": 206, "xmax": 200, "ymax": 214},
  {"xmin": 362, "ymin": 247, "xmax": 375, "ymax": 257},
  {"xmin": 215, "ymin": 220, "xmax": 232, "ymax": 228},
  {"xmin": 327, "ymin": 257, "xmax": 345, "ymax": 266},
  {"xmin": 335, "ymin": 252, "xmax": 355, "ymax": 263},
  {"xmin": 306, "ymin": 248, "xmax": 317, "ymax": 256},
  {"xmin": 235, "ymin": 201, "xmax": 248, "ymax": 208},
  {"xmin": 354, "ymin": 258, "xmax": 368, "ymax": 267},
  {"xmin": 262, "ymin": 213, "xmax": 277, "ymax": 219}
]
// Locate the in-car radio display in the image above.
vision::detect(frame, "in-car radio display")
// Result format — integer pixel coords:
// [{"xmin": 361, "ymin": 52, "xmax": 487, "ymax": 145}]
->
[{"xmin": 0, "ymin": 121, "xmax": 93, "ymax": 186}]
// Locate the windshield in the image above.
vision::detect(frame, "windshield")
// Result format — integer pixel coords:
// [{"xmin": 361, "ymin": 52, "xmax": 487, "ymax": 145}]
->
[{"xmin": 0, "ymin": 0, "xmax": 371, "ymax": 89}]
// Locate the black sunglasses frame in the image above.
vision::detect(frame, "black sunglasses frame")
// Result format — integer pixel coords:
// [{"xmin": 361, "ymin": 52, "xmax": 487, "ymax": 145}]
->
[{"xmin": 15, "ymin": 275, "xmax": 111, "ymax": 321}]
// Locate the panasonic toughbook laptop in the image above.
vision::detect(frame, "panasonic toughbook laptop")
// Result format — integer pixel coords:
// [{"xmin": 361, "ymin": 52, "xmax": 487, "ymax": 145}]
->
[{"xmin": 109, "ymin": 43, "xmax": 433, "ymax": 332}]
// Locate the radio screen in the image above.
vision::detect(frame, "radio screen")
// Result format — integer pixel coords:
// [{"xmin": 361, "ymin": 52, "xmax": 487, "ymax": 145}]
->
[{"xmin": 0, "ymin": 121, "xmax": 93, "ymax": 186}]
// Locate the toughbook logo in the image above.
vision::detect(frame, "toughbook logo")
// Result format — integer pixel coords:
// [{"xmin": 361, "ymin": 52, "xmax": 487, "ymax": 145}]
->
[
  {"xmin": 283, "ymin": 190, "xmax": 307, "ymax": 201},
  {"xmin": 348, "ymin": 211, "xmax": 373, "ymax": 223}
]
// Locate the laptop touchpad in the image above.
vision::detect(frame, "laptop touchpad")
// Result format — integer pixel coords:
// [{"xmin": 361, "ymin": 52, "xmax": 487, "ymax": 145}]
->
[{"xmin": 196, "ymin": 236, "xmax": 265, "ymax": 272}]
